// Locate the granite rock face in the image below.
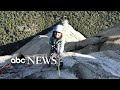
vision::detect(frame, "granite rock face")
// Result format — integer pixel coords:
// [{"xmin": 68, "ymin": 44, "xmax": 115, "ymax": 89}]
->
[{"xmin": 1, "ymin": 20, "xmax": 120, "ymax": 79}]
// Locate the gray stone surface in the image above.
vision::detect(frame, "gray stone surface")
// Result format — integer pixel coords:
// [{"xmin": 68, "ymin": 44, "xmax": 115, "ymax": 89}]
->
[{"xmin": 1, "ymin": 21, "xmax": 120, "ymax": 79}]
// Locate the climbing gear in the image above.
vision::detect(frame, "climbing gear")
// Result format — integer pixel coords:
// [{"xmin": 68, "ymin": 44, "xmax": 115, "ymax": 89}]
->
[
  {"xmin": 48, "ymin": 44, "xmax": 57, "ymax": 67},
  {"xmin": 0, "ymin": 63, "xmax": 11, "ymax": 75},
  {"xmin": 57, "ymin": 61, "xmax": 63, "ymax": 70},
  {"xmin": 0, "ymin": 53, "xmax": 25, "ymax": 75}
]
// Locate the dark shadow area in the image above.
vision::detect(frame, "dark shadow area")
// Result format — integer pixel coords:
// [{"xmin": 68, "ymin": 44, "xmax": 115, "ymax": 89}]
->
[
  {"xmin": 65, "ymin": 38, "xmax": 120, "ymax": 55},
  {"xmin": 100, "ymin": 42, "xmax": 120, "ymax": 51},
  {"xmin": 0, "ymin": 21, "xmax": 60, "ymax": 56},
  {"xmin": 64, "ymin": 41, "xmax": 83, "ymax": 52}
]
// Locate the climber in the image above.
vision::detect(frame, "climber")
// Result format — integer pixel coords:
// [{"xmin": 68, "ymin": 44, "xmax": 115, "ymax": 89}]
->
[{"xmin": 48, "ymin": 23, "xmax": 65, "ymax": 70}]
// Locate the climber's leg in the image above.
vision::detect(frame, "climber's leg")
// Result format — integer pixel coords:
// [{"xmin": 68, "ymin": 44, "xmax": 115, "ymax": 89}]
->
[{"xmin": 56, "ymin": 54, "xmax": 63, "ymax": 70}]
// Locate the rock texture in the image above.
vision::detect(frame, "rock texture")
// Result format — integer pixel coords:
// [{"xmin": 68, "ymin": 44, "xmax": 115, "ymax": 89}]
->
[
  {"xmin": 66, "ymin": 23, "xmax": 120, "ymax": 54},
  {"xmin": 1, "ymin": 20, "xmax": 120, "ymax": 79}
]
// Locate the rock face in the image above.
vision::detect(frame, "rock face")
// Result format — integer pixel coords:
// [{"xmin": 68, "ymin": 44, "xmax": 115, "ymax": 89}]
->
[
  {"xmin": 98, "ymin": 23, "xmax": 120, "ymax": 51},
  {"xmin": 1, "ymin": 20, "xmax": 120, "ymax": 79},
  {"xmin": 67, "ymin": 23, "xmax": 120, "ymax": 54},
  {"xmin": 0, "ymin": 55, "xmax": 12, "ymax": 67},
  {"xmin": 75, "ymin": 44, "xmax": 100, "ymax": 54},
  {"xmin": 62, "ymin": 20, "xmax": 86, "ymax": 42},
  {"xmin": 14, "ymin": 35, "xmax": 51, "ymax": 55},
  {"xmin": 65, "ymin": 35, "xmax": 107, "ymax": 52},
  {"xmin": 1, "ymin": 51, "xmax": 120, "ymax": 79},
  {"xmin": 69, "ymin": 51, "xmax": 120, "ymax": 79}
]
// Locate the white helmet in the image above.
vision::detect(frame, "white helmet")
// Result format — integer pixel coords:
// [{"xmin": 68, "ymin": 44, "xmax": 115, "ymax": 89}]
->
[{"xmin": 55, "ymin": 24, "xmax": 64, "ymax": 33}]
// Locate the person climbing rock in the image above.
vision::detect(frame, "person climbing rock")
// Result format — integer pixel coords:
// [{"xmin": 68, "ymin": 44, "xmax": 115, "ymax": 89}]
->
[{"xmin": 48, "ymin": 23, "xmax": 65, "ymax": 70}]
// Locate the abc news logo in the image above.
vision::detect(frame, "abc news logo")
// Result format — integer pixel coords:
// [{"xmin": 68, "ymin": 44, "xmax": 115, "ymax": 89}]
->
[
  {"xmin": 11, "ymin": 54, "xmax": 58, "ymax": 65},
  {"xmin": 11, "ymin": 57, "xmax": 26, "ymax": 64}
]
